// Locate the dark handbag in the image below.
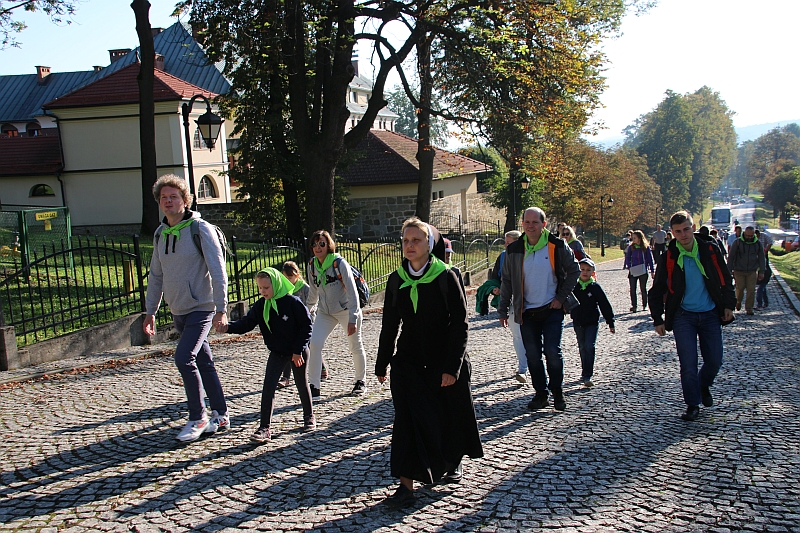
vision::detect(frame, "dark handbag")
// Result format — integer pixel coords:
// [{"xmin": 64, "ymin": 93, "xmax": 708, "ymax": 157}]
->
[
  {"xmin": 563, "ymin": 292, "xmax": 580, "ymax": 313},
  {"xmin": 523, "ymin": 304, "xmax": 553, "ymax": 322}
]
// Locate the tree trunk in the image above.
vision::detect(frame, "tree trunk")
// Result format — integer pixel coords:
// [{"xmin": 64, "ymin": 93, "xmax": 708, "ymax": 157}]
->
[
  {"xmin": 303, "ymin": 151, "xmax": 337, "ymax": 235},
  {"xmin": 414, "ymin": 29, "xmax": 434, "ymax": 223},
  {"xmin": 281, "ymin": 175, "xmax": 305, "ymax": 240},
  {"xmin": 131, "ymin": 0, "xmax": 159, "ymax": 236}
]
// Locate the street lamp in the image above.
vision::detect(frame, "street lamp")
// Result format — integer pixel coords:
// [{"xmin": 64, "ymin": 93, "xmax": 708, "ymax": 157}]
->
[
  {"xmin": 600, "ymin": 193, "xmax": 614, "ymax": 257},
  {"xmin": 510, "ymin": 172, "xmax": 531, "ymax": 230},
  {"xmin": 182, "ymin": 94, "xmax": 224, "ymax": 210}
]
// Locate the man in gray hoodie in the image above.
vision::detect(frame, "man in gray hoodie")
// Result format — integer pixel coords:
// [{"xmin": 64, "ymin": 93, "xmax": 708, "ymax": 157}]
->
[
  {"xmin": 143, "ymin": 174, "xmax": 230, "ymax": 443},
  {"xmin": 727, "ymin": 225, "xmax": 765, "ymax": 315}
]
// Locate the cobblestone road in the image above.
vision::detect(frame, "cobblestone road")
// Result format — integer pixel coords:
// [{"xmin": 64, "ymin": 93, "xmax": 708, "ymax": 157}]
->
[{"xmin": 2, "ymin": 259, "xmax": 799, "ymax": 532}]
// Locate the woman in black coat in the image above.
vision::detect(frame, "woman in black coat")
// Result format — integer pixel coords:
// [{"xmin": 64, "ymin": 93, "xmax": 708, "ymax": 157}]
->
[{"xmin": 376, "ymin": 217, "xmax": 483, "ymax": 508}]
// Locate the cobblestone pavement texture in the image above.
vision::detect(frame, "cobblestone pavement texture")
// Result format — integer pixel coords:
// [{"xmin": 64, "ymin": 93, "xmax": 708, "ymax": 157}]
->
[{"xmin": 2, "ymin": 259, "xmax": 799, "ymax": 532}]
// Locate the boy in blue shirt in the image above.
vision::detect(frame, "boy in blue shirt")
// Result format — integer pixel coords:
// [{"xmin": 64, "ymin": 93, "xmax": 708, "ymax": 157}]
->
[{"xmin": 648, "ymin": 211, "xmax": 735, "ymax": 421}]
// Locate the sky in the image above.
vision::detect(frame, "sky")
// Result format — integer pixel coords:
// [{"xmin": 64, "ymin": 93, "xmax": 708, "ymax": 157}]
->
[{"xmin": 3, "ymin": 0, "xmax": 799, "ymax": 143}]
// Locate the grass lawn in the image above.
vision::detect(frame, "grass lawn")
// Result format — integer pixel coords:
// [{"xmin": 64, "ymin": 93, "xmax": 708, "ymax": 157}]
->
[{"xmin": 768, "ymin": 247, "xmax": 800, "ymax": 296}]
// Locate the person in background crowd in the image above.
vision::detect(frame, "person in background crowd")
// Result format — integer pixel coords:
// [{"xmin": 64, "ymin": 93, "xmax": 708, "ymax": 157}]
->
[
  {"xmin": 443, "ymin": 238, "xmax": 466, "ymax": 294},
  {"xmin": 649, "ymin": 211, "xmax": 735, "ymax": 422},
  {"xmin": 562, "ymin": 225, "xmax": 589, "ymax": 261},
  {"xmin": 486, "ymin": 231, "xmax": 527, "ymax": 382},
  {"xmin": 376, "ymin": 217, "xmax": 483, "ymax": 508},
  {"xmin": 651, "ymin": 224, "xmax": 667, "ymax": 262},
  {"xmin": 727, "ymin": 225, "xmax": 766, "ymax": 316},
  {"xmin": 710, "ymin": 229, "xmax": 726, "ymax": 259},
  {"xmin": 754, "ymin": 230, "xmax": 773, "ymax": 309},
  {"xmin": 498, "ymin": 207, "xmax": 580, "ymax": 412},
  {"xmin": 727, "ymin": 225, "xmax": 742, "ymax": 250},
  {"xmin": 623, "ymin": 230, "xmax": 655, "ymax": 313},
  {"xmin": 143, "ymin": 174, "xmax": 230, "ymax": 443}
]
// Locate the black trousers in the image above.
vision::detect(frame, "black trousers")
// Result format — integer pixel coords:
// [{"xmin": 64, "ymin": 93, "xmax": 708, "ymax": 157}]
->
[{"xmin": 260, "ymin": 348, "xmax": 313, "ymax": 428}]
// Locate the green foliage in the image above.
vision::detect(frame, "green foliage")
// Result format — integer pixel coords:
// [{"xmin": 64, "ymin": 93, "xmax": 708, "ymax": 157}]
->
[
  {"xmin": 0, "ymin": 0, "xmax": 77, "ymax": 48},
  {"xmin": 626, "ymin": 87, "xmax": 736, "ymax": 216},
  {"xmin": 458, "ymin": 146, "xmax": 508, "ymax": 194},
  {"xmin": 386, "ymin": 85, "xmax": 448, "ymax": 147},
  {"xmin": 746, "ymin": 124, "xmax": 800, "ymax": 190},
  {"xmin": 762, "ymin": 166, "xmax": 800, "ymax": 220}
]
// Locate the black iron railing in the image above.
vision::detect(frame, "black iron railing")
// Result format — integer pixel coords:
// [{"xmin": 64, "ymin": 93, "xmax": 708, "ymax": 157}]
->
[{"xmin": 1, "ymin": 232, "xmax": 503, "ymax": 347}]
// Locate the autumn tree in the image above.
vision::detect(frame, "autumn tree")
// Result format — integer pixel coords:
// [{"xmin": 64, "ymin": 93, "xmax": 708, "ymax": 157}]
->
[{"xmin": 0, "ymin": 0, "xmax": 77, "ymax": 49}]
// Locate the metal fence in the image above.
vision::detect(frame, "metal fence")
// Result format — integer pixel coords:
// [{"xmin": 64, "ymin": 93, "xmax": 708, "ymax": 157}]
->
[{"xmin": 1, "ymin": 232, "xmax": 503, "ymax": 347}]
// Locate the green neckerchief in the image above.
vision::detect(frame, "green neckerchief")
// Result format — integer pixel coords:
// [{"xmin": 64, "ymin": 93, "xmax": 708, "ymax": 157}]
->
[
  {"xmin": 524, "ymin": 228, "xmax": 550, "ymax": 257},
  {"xmin": 676, "ymin": 238, "xmax": 707, "ymax": 278},
  {"xmin": 259, "ymin": 267, "xmax": 295, "ymax": 332},
  {"xmin": 313, "ymin": 252, "xmax": 341, "ymax": 287},
  {"xmin": 740, "ymin": 235, "xmax": 757, "ymax": 244},
  {"xmin": 567, "ymin": 237, "xmax": 575, "ymax": 244},
  {"xmin": 291, "ymin": 278, "xmax": 308, "ymax": 294},
  {"xmin": 577, "ymin": 278, "xmax": 594, "ymax": 291},
  {"xmin": 396, "ymin": 256, "xmax": 448, "ymax": 313},
  {"xmin": 161, "ymin": 219, "xmax": 193, "ymax": 240}
]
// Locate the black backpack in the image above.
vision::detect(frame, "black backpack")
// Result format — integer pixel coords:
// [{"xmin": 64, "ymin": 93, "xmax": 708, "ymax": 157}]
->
[{"xmin": 309, "ymin": 257, "xmax": 370, "ymax": 308}]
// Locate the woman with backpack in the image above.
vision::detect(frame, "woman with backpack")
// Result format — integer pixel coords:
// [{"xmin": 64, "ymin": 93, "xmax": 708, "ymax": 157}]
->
[
  {"xmin": 624, "ymin": 230, "xmax": 655, "ymax": 312},
  {"xmin": 376, "ymin": 217, "xmax": 483, "ymax": 508},
  {"xmin": 306, "ymin": 230, "xmax": 368, "ymax": 400}
]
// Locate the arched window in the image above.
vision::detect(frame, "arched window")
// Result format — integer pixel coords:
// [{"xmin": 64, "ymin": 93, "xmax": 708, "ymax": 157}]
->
[
  {"xmin": 197, "ymin": 176, "xmax": 216, "ymax": 199},
  {"xmin": 26, "ymin": 123, "xmax": 41, "ymax": 137},
  {"xmin": 30, "ymin": 184, "xmax": 55, "ymax": 197},
  {"xmin": 1, "ymin": 124, "xmax": 19, "ymax": 137}
]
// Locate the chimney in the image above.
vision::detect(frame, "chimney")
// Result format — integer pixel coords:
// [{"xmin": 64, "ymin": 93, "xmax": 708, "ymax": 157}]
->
[
  {"xmin": 151, "ymin": 27, "xmax": 164, "ymax": 38},
  {"xmin": 93, "ymin": 66, "xmax": 103, "ymax": 73},
  {"xmin": 109, "ymin": 49, "xmax": 131, "ymax": 63},
  {"xmin": 36, "ymin": 66, "xmax": 51, "ymax": 83},
  {"xmin": 154, "ymin": 53, "xmax": 165, "ymax": 71}
]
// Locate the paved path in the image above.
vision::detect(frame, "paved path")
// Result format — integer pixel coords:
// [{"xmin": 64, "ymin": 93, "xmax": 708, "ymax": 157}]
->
[{"xmin": 2, "ymin": 260, "xmax": 799, "ymax": 532}]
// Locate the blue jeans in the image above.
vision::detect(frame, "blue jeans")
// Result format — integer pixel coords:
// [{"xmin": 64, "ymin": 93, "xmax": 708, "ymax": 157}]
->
[
  {"xmin": 173, "ymin": 311, "xmax": 228, "ymax": 421},
  {"xmin": 756, "ymin": 283, "xmax": 769, "ymax": 307},
  {"xmin": 672, "ymin": 308, "xmax": 723, "ymax": 407},
  {"xmin": 520, "ymin": 309, "xmax": 564, "ymax": 395},
  {"xmin": 573, "ymin": 323, "xmax": 599, "ymax": 379}
]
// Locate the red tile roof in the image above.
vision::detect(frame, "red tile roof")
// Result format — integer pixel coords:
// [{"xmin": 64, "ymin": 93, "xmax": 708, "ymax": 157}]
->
[
  {"xmin": 43, "ymin": 63, "xmax": 217, "ymax": 109},
  {"xmin": 340, "ymin": 130, "xmax": 488, "ymax": 186},
  {"xmin": 0, "ymin": 133, "xmax": 62, "ymax": 176}
]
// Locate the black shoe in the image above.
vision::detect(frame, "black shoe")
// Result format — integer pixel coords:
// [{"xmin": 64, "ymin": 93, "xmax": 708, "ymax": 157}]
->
[
  {"xmin": 701, "ymin": 387, "xmax": 713, "ymax": 407},
  {"xmin": 681, "ymin": 406, "xmax": 700, "ymax": 421},
  {"xmin": 310, "ymin": 385, "xmax": 321, "ymax": 401},
  {"xmin": 440, "ymin": 463, "xmax": 463, "ymax": 484},
  {"xmin": 351, "ymin": 380, "xmax": 366, "ymax": 396},
  {"xmin": 527, "ymin": 394, "xmax": 549, "ymax": 411},
  {"xmin": 553, "ymin": 393, "xmax": 566, "ymax": 411},
  {"xmin": 384, "ymin": 484, "xmax": 415, "ymax": 508}
]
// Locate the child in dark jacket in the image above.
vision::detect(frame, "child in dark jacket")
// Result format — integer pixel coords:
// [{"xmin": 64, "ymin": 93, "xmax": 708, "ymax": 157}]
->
[
  {"xmin": 216, "ymin": 267, "xmax": 315, "ymax": 443},
  {"xmin": 570, "ymin": 258, "xmax": 615, "ymax": 387}
]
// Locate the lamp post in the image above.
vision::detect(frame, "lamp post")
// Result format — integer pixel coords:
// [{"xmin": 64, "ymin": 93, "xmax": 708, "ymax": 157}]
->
[
  {"xmin": 510, "ymin": 171, "xmax": 531, "ymax": 230},
  {"xmin": 600, "ymin": 193, "xmax": 614, "ymax": 257},
  {"xmin": 182, "ymin": 94, "xmax": 224, "ymax": 210}
]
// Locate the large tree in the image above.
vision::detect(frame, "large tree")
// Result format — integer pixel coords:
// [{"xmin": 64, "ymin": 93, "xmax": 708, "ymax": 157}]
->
[
  {"xmin": 385, "ymin": 85, "xmax": 448, "ymax": 146},
  {"xmin": 684, "ymin": 86, "xmax": 737, "ymax": 214},
  {"xmin": 625, "ymin": 90, "xmax": 696, "ymax": 215},
  {"xmin": 746, "ymin": 124, "xmax": 800, "ymax": 190},
  {"xmin": 0, "ymin": 0, "xmax": 77, "ymax": 49}
]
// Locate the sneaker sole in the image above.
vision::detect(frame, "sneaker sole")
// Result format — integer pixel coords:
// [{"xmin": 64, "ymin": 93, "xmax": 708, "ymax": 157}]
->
[{"xmin": 514, "ymin": 374, "xmax": 526, "ymax": 384}]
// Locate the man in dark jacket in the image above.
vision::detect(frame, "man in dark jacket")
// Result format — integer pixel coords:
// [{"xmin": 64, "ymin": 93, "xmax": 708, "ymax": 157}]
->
[
  {"xmin": 727, "ymin": 225, "xmax": 766, "ymax": 315},
  {"xmin": 649, "ymin": 211, "xmax": 735, "ymax": 422},
  {"xmin": 498, "ymin": 207, "xmax": 580, "ymax": 411}
]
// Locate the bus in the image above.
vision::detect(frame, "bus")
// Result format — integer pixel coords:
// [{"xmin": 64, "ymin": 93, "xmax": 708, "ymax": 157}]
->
[{"xmin": 710, "ymin": 206, "xmax": 732, "ymax": 230}]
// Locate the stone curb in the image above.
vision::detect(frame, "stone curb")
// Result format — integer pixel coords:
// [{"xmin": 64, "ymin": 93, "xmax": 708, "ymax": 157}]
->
[{"xmin": 769, "ymin": 262, "xmax": 800, "ymax": 316}]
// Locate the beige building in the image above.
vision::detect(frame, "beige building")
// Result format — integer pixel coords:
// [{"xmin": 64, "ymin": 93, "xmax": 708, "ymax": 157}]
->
[{"xmin": 40, "ymin": 63, "xmax": 229, "ymax": 232}]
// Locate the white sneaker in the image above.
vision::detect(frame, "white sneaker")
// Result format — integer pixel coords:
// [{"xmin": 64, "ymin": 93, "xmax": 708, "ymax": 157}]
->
[
  {"xmin": 206, "ymin": 410, "xmax": 230, "ymax": 433},
  {"xmin": 176, "ymin": 417, "xmax": 209, "ymax": 442},
  {"xmin": 515, "ymin": 372, "xmax": 527, "ymax": 384}
]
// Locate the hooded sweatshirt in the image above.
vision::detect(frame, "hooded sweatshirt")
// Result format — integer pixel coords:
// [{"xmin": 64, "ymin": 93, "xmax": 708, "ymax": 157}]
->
[{"xmin": 145, "ymin": 210, "xmax": 228, "ymax": 316}]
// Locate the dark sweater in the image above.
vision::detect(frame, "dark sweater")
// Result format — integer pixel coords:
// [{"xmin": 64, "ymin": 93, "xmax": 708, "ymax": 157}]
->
[
  {"xmin": 570, "ymin": 282, "xmax": 615, "ymax": 328},
  {"xmin": 226, "ymin": 294, "xmax": 312, "ymax": 355}
]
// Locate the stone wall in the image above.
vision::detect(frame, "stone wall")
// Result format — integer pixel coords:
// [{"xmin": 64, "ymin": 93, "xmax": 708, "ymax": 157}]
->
[
  {"xmin": 340, "ymin": 191, "xmax": 506, "ymax": 239},
  {"xmin": 196, "ymin": 203, "xmax": 264, "ymax": 241}
]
